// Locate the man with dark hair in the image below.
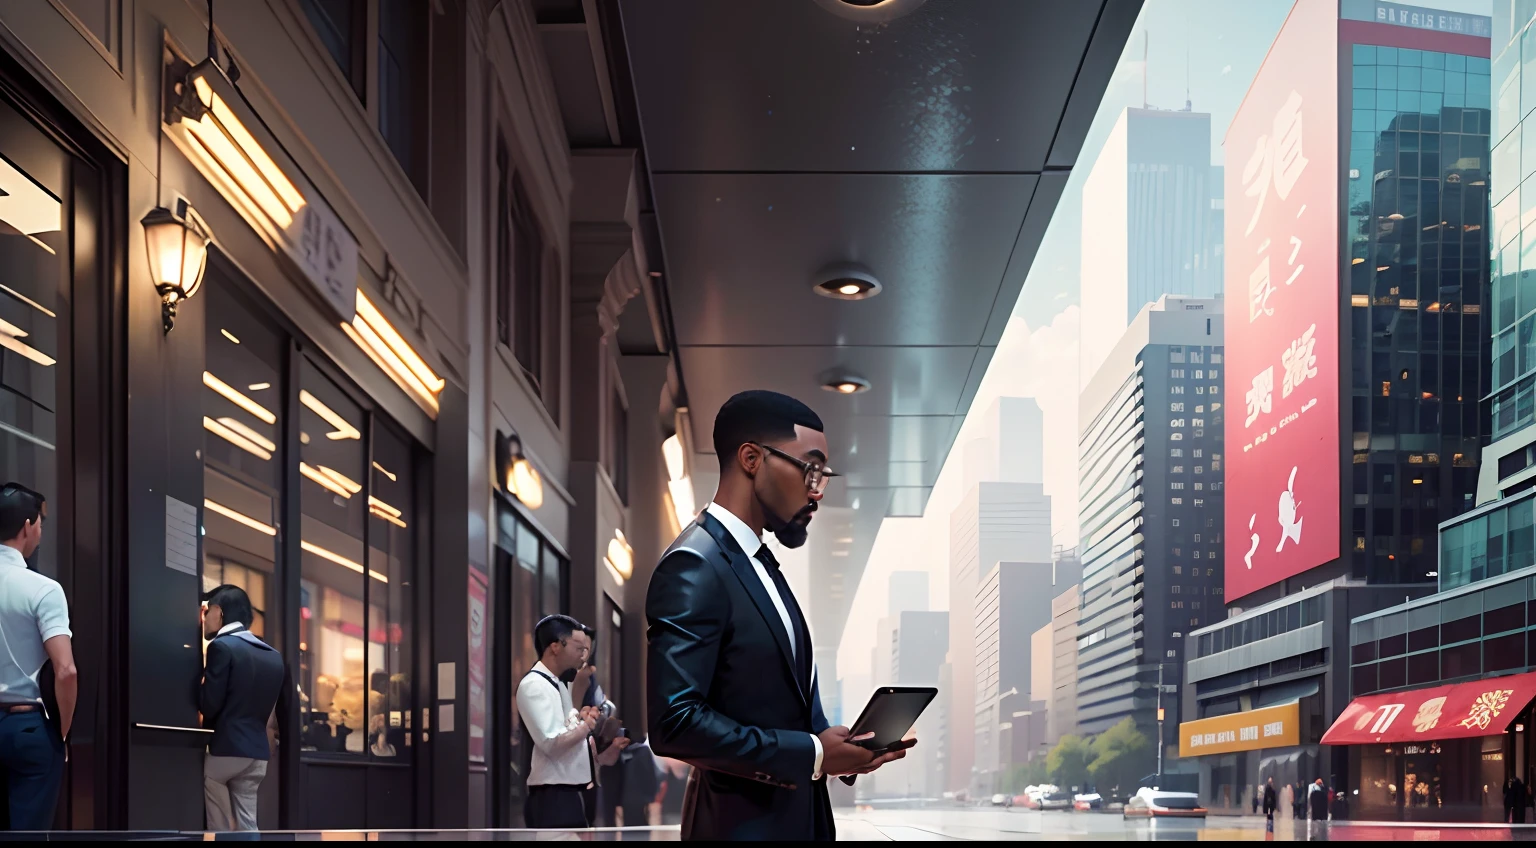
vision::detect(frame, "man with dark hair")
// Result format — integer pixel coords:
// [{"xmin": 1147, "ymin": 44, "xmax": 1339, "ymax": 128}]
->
[
  {"xmin": 519, "ymin": 614, "xmax": 605, "ymax": 829},
  {"xmin": 0, "ymin": 484, "xmax": 73, "ymax": 830},
  {"xmin": 200, "ymin": 584, "xmax": 290, "ymax": 832},
  {"xmin": 647, "ymin": 390, "xmax": 911, "ymax": 841}
]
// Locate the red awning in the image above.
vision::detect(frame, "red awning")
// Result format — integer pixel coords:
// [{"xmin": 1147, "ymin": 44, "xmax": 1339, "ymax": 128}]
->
[{"xmin": 1322, "ymin": 670, "xmax": 1536, "ymax": 745}]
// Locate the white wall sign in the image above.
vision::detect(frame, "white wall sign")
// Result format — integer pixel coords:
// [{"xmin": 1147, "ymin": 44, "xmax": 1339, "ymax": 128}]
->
[{"xmin": 284, "ymin": 201, "xmax": 358, "ymax": 323}]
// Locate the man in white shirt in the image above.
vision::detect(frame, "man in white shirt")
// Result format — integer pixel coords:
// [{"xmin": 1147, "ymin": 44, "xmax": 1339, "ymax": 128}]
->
[
  {"xmin": 0, "ymin": 484, "xmax": 75, "ymax": 830},
  {"xmin": 518, "ymin": 614, "xmax": 600, "ymax": 829},
  {"xmin": 646, "ymin": 391, "xmax": 910, "ymax": 841}
]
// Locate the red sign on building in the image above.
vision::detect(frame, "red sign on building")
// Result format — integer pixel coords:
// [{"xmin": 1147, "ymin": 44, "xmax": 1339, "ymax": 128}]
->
[
  {"xmin": 1321, "ymin": 670, "xmax": 1536, "ymax": 745},
  {"xmin": 1223, "ymin": 0, "xmax": 1341, "ymax": 602}
]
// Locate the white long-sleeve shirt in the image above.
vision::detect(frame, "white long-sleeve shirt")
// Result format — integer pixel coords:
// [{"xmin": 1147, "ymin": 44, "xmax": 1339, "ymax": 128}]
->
[{"xmin": 517, "ymin": 661, "xmax": 592, "ymax": 786}]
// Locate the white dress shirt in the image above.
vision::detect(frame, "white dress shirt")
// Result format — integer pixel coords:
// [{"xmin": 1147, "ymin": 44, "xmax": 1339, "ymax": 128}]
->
[
  {"xmin": 216, "ymin": 622, "xmax": 242, "ymax": 637},
  {"xmin": 703, "ymin": 503, "xmax": 824, "ymax": 779},
  {"xmin": 0, "ymin": 544, "xmax": 69, "ymax": 706},
  {"xmin": 517, "ymin": 660, "xmax": 593, "ymax": 786}
]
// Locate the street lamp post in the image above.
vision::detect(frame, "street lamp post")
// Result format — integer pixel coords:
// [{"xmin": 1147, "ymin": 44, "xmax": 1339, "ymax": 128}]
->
[{"xmin": 1156, "ymin": 664, "xmax": 1165, "ymax": 785}]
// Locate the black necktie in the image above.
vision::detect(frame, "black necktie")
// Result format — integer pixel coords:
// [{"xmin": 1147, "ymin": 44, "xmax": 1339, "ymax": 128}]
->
[{"xmin": 757, "ymin": 544, "xmax": 812, "ymax": 692}]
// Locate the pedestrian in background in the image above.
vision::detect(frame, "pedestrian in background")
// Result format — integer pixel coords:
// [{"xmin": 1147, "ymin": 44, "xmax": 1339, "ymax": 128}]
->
[
  {"xmin": 1307, "ymin": 777, "xmax": 1329, "ymax": 840},
  {"xmin": 1262, "ymin": 777, "xmax": 1277, "ymax": 825},
  {"xmin": 200, "ymin": 584, "xmax": 291, "ymax": 832},
  {"xmin": 518, "ymin": 615, "xmax": 599, "ymax": 829},
  {"xmin": 0, "ymin": 484, "xmax": 73, "ymax": 831}
]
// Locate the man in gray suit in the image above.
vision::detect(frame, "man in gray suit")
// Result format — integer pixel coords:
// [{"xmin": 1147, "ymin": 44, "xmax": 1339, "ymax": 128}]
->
[{"xmin": 200, "ymin": 585, "xmax": 290, "ymax": 832}]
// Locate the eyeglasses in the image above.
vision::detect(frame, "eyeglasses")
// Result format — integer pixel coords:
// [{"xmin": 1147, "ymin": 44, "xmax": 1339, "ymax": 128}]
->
[{"xmin": 752, "ymin": 443, "xmax": 841, "ymax": 494}]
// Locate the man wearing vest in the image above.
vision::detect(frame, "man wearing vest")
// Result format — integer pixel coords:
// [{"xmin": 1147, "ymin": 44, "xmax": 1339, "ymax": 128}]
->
[{"xmin": 518, "ymin": 615, "xmax": 601, "ymax": 829}]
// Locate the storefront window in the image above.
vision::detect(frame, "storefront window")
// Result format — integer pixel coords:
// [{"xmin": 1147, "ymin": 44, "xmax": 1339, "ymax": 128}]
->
[
  {"xmin": 299, "ymin": 360, "xmax": 369, "ymax": 755},
  {"xmin": 367, "ymin": 425, "xmax": 415, "ymax": 760},
  {"xmin": 204, "ymin": 276, "xmax": 424, "ymax": 767},
  {"xmin": 0, "ymin": 108, "xmax": 66, "ymax": 578},
  {"xmin": 203, "ymin": 284, "xmax": 285, "ymax": 640},
  {"xmin": 600, "ymin": 595, "xmax": 623, "ymax": 714},
  {"xmin": 542, "ymin": 546, "xmax": 564, "ymax": 621},
  {"xmin": 1403, "ymin": 746, "xmax": 1443, "ymax": 811},
  {"xmin": 514, "ymin": 514, "xmax": 540, "ymax": 675}
]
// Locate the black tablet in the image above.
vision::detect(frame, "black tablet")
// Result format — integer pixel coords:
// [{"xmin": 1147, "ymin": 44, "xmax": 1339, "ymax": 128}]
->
[{"xmin": 848, "ymin": 686, "xmax": 937, "ymax": 753}]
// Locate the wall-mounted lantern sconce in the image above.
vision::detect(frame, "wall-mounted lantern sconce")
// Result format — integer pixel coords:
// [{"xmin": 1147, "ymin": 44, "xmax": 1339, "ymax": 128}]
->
[
  {"xmin": 662, "ymin": 433, "xmax": 696, "ymax": 531},
  {"xmin": 496, "ymin": 430, "xmax": 544, "ymax": 510},
  {"xmin": 605, "ymin": 529, "xmax": 634, "ymax": 585},
  {"xmin": 142, "ymin": 199, "xmax": 211, "ymax": 333}
]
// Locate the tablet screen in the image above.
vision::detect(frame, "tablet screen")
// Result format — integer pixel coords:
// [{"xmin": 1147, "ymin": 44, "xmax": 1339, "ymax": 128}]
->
[{"xmin": 849, "ymin": 687, "xmax": 936, "ymax": 751}]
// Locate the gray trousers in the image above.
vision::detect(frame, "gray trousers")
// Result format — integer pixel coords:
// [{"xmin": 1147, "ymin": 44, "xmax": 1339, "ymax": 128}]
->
[{"xmin": 204, "ymin": 753, "xmax": 267, "ymax": 832}]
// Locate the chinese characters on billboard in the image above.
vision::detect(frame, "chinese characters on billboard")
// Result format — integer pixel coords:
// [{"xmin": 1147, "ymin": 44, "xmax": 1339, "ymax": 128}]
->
[{"xmin": 1224, "ymin": 0, "xmax": 1340, "ymax": 602}]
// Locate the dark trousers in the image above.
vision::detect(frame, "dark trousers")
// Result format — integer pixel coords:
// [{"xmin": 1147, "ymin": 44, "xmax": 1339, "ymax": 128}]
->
[
  {"xmin": 0, "ymin": 711, "xmax": 62, "ymax": 831},
  {"xmin": 525, "ymin": 784, "xmax": 589, "ymax": 829}
]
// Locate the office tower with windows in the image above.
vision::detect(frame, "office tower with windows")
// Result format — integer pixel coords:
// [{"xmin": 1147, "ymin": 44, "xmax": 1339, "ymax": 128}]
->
[
  {"xmin": 973, "ymin": 559, "xmax": 1081, "ymax": 797},
  {"xmin": 1346, "ymin": 39, "xmax": 1492, "ymax": 586},
  {"xmin": 1047, "ymin": 585, "xmax": 1081, "ymax": 744},
  {"xmin": 1077, "ymin": 296, "xmax": 1224, "ymax": 772}
]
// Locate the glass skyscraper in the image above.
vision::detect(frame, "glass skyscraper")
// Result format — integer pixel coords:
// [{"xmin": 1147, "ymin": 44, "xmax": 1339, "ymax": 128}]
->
[{"xmin": 1347, "ymin": 44, "xmax": 1491, "ymax": 584}]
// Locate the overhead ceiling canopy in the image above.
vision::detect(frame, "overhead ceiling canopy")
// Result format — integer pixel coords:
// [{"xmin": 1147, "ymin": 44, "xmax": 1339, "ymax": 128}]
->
[{"xmin": 619, "ymin": 0, "xmax": 1139, "ymax": 651}]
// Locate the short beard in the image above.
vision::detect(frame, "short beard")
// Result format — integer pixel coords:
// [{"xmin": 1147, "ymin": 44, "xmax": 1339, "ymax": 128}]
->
[{"xmin": 772, "ymin": 503, "xmax": 816, "ymax": 549}]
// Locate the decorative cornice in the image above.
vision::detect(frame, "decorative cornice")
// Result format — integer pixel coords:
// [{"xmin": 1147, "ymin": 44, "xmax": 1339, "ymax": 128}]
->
[{"xmin": 571, "ymin": 221, "xmax": 642, "ymax": 338}]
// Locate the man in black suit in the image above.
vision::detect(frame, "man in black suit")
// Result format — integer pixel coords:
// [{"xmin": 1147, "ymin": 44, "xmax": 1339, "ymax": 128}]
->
[
  {"xmin": 200, "ymin": 584, "xmax": 290, "ymax": 832},
  {"xmin": 647, "ymin": 390, "xmax": 911, "ymax": 841}
]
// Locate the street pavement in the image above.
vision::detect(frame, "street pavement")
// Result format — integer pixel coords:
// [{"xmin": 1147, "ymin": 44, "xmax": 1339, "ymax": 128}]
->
[{"xmin": 832, "ymin": 807, "xmax": 1536, "ymax": 841}]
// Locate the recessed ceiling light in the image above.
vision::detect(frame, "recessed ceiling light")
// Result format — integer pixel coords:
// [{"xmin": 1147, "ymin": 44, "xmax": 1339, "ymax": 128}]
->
[
  {"xmin": 823, "ymin": 376, "xmax": 871, "ymax": 395},
  {"xmin": 815, "ymin": 0, "xmax": 926, "ymax": 21},
  {"xmin": 814, "ymin": 263, "xmax": 882, "ymax": 301}
]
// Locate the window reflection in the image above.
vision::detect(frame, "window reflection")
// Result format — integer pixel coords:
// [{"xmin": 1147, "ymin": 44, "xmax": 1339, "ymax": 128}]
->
[
  {"xmin": 203, "ymin": 284, "xmax": 283, "ymax": 650},
  {"xmin": 0, "ymin": 140, "xmax": 63, "ymax": 578},
  {"xmin": 299, "ymin": 360, "xmax": 368, "ymax": 755},
  {"xmin": 367, "ymin": 426, "xmax": 414, "ymax": 760}
]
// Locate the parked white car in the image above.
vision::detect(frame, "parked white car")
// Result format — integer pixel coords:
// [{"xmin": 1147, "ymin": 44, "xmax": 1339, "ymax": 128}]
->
[{"xmin": 1123, "ymin": 788, "xmax": 1207, "ymax": 819}]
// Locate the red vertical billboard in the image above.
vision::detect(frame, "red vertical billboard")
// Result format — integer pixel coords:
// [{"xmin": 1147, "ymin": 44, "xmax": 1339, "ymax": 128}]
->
[{"xmin": 1224, "ymin": 0, "xmax": 1340, "ymax": 602}]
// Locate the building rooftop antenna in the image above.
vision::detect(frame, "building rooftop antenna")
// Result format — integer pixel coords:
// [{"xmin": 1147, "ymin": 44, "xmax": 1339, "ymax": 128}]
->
[
  {"xmin": 1184, "ymin": 40, "xmax": 1192, "ymax": 112},
  {"xmin": 1142, "ymin": 29, "xmax": 1149, "ymax": 109}
]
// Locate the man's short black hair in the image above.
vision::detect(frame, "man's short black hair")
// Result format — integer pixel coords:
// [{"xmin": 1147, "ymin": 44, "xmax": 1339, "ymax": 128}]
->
[
  {"xmin": 203, "ymin": 584, "xmax": 255, "ymax": 628},
  {"xmin": 712, "ymin": 390, "xmax": 824, "ymax": 472},
  {"xmin": 0, "ymin": 483, "xmax": 44, "ymax": 542},
  {"xmin": 534, "ymin": 614, "xmax": 588, "ymax": 656}
]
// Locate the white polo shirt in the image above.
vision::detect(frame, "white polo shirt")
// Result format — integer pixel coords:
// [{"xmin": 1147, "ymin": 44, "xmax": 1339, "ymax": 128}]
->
[{"xmin": 0, "ymin": 545, "xmax": 70, "ymax": 705}]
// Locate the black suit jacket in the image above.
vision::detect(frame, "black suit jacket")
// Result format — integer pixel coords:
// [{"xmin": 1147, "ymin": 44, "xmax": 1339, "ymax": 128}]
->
[
  {"xmin": 646, "ymin": 512, "xmax": 834, "ymax": 842},
  {"xmin": 200, "ymin": 625, "xmax": 290, "ymax": 760}
]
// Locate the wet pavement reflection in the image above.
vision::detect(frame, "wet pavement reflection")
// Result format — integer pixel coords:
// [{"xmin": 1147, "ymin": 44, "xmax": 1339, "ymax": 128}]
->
[
  {"xmin": 6, "ymin": 811, "xmax": 1536, "ymax": 841},
  {"xmin": 833, "ymin": 808, "xmax": 1536, "ymax": 841}
]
